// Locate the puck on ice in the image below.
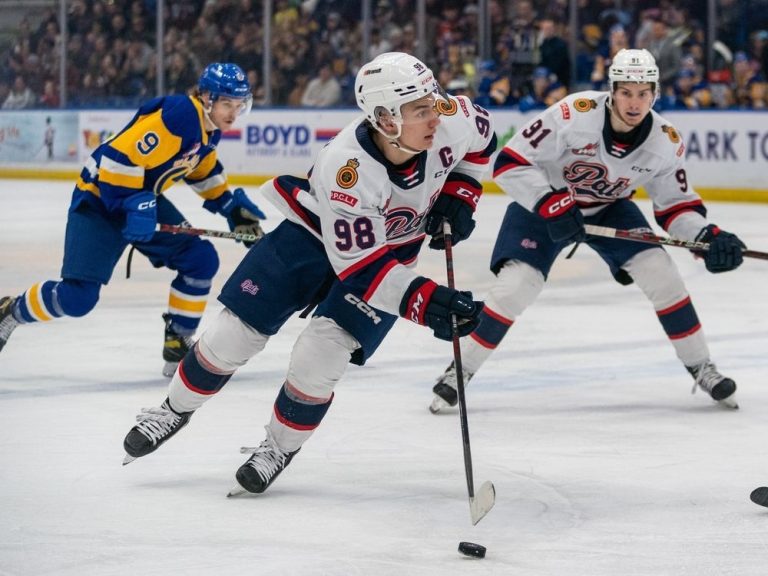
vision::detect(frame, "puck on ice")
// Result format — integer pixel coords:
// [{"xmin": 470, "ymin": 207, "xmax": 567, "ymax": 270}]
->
[
  {"xmin": 458, "ymin": 541, "xmax": 486, "ymax": 558},
  {"xmin": 750, "ymin": 486, "xmax": 768, "ymax": 507}
]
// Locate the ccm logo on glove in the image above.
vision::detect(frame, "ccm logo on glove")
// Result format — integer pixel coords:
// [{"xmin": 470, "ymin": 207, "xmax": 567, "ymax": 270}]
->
[{"xmin": 537, "ymin": 191, "xmax": 574, "ymax": 218}]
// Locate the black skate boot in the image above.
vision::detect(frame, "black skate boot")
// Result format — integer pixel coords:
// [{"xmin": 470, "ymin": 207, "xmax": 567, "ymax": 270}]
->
[
  {"xmin": 228, "ymin": 427, "xmax": 300, "ymax": 496},
  {"xmin": 123, "ymin": 398, "xmax": 193, "ymax": 464},
  {"xmin": 687, "ymin": 360, "xmax": 738, "ymax": 408},
  {"xmin": 162, "ymin": 313, "xmax": 194, "ymax": 377},
  {"xmin": 0, "ymin": 296, "xmax": 19, "ymax": 353},
  {"xmin": 429, "ymin": 361, "xmax": 474, "ymax": 414}
]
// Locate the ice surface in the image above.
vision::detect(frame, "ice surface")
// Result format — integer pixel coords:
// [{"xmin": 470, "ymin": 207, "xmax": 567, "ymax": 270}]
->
[{"xmin": 2, "ymin": 180, "xmax": 767, "ymax": 575}]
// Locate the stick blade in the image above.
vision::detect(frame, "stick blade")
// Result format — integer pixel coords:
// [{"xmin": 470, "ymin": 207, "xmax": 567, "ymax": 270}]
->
[
  {"xmin": 750, "ymin": 486, "xmax": 768, "ymax": 507},
  {"xmin": 469, "ymin": 481, "xmax": 496, "ymax": 525}
]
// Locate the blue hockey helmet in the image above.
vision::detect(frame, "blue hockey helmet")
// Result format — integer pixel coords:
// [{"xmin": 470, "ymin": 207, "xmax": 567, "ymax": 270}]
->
[{"xmin": 198, "ymin": 62, "xmax": 252, "ymax": 114}]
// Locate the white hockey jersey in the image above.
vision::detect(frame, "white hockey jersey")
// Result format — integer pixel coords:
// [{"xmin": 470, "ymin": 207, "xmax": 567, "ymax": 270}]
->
[
  {"xmin": 494, "ymin": 90, "xmax": 709, "ymax": 241},
  {"xmin": 262, "ymin": 95, "xmax": 496, "ymax": 316}
]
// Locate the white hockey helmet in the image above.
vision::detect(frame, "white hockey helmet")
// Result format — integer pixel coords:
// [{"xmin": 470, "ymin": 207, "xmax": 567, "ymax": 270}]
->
[
  {"xmin": 608, "ymin": 48, "xmax": 660, "ymax": 102},
  {"xmin": 355, "ymin": 52, "xmax": 442, "ymax": 138}
]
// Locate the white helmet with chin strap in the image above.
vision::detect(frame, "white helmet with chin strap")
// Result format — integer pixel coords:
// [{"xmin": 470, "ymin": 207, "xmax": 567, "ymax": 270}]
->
[
  {"xmin": 608, "ymin": 48, "xmax": 660, "ymax": 105},
  {"xmin": 355, "ymin": 52, "xmax": 443, "ymax": 140}
]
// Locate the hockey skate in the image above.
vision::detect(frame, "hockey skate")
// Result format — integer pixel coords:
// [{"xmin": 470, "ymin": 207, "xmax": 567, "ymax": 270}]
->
[
  {"xmin": 0, "ymin": 296, "xmax": 19, "ymax": 353},
  {"xmin": 162, "ymin": 313, "xmax": 194, "ymax": 377},
  {"xmin": 227, "ymin": 427, "xmax": 299, "ymax": 497},
  {"xmin": 123, "ymin": 398, "xmax": 193, "ymax": 464},
  {"xmin": 429, "ymin": 361, "xmax": 474, "ymax": 414},
  {"xmin": 688, "ymin": 360, "xmax": 738, "ymax": 409}
]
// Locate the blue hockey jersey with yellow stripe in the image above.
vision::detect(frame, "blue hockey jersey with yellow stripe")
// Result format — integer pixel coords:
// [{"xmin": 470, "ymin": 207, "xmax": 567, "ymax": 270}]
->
[{"xmin": 74, "ymin": 95, "xmax": 229, "ymax": 212}]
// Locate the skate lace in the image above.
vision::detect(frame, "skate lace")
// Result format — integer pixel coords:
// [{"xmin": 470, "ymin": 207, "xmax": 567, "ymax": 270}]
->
[
  {"xmin": 239, "ymin": 428, "xmax": 289, "ymax": 483},
  {"xmin": 438, "ymin": 362, "xmax": 473, "ymax": 390},
  {"xmin": 0, "ymin": 299, "xmax": 19, "ymax": 342},
  {"xmin": 690, "ymin": 361, "xmax": 723, "ymax": 394},
  {"xmin": 135, "ymin": 405, "xmax": 180, "ymax": 443}
]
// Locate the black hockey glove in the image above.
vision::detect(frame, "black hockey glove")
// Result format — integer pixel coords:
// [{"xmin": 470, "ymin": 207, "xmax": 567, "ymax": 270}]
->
[
  {"xmin": 399, "ymin": 277, "xmax": 483, "ymax": 341},
  {"xmin": 424, "ymin": 177, "xmax": 481, "ymax": 250},
  {"xmin": 535, "ymin": 188, "xmax": 585, "ymax": 244},
  {"xmin": 203, "ymin": 188, "xmax": 266, "ymax": 247},
  {"xmin": 695, "ymin": 224, "xmax": 746, "ymax": 273}
]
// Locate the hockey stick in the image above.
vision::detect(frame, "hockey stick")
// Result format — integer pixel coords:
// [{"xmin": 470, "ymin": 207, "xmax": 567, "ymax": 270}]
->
[
  {"xmin": 155, "ymin": 223, "xmax": 260, "ymax": 244},
  {"xmin": 442, "ymin": 219, "xmax": 496, "ymax": 525},
  {"xmin": 584, "ymin": 224, "xmax": 768, "ymax": 260}
]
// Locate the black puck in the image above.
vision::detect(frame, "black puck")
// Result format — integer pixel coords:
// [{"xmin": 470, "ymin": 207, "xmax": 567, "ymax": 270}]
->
[
  {"xmin": 458, "ymin": 541, "xmax": 486, "ymax": 558},
  {"xmin": 750, "ymin": 486, "xmax": 768, "ymax": 507}
]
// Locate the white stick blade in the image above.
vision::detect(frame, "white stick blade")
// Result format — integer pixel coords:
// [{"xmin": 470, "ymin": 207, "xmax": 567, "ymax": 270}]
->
[{"xmin": 469, "ymin": 481, "xmax": 496, "ymax": 525}]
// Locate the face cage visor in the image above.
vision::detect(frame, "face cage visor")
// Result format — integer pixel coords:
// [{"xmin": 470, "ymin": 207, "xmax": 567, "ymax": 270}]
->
[
  {"xmin": 208, "ymin": 92, "xmax": 253, "ymax": 116},
  {"xmin": 372, "ymin": 83, "xmax": 451, "ymax": 139}
]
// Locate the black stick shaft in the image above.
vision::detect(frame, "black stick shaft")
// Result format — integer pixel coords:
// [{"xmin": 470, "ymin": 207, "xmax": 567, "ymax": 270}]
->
[{"xmin": 443, "ymin": 219, "xmax": 476, "ymax": 499}]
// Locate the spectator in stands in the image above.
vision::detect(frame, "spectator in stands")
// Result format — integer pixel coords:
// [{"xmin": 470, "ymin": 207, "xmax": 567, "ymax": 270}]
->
[
  {"xmin": 646, "ymin": 14, "xmax": 682, "ymax": 86},
  {"xmin": 166, "ymin": 53, "xmax": 198, "ymax": 95},
  {"xmin": 662, "ymin": 68, "xmax": 713, "ymax": 110},
  {"xmin": 369, "ymin": 27, "xmax": 392, "ymax": 57},
  {"xmin": 518, "ymin": 66, "xmax": 567, "ymax": 112},
  {"xmin": 301, "ymin": 63, "xmax": 341, "ymax": 107},
  {"xmin": 2, "ymin": 75, "xmax": 35, "ymax": 109},
  {"xmin": 38, "ymin": 79, "xmax": 59, "ymax": 108},
  {"xmin": 446, "ymin": 76, "xmax": 474, "ymax": 99},
  {"xmin": 538, "ymin": 18, "xmax": 570, "ymax": 88},
  {"xmin": 475, "ymin": 59, "xmax": 512, "ymax": 108},
  {"xmin": 591, "ymin": 24, "xmax": 629, "ymax": 90}
]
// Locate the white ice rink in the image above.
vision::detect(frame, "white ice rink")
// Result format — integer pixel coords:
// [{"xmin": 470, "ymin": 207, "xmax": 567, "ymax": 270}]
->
[{"xmin": 2, "ymin": 179, "xmax": 767, "ymax": 576}]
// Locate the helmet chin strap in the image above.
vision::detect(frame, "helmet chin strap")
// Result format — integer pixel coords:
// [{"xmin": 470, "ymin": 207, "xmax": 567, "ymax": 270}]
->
[{"xmin": 387, "ymin": 137, "xmax": 422, "ymax": 155}]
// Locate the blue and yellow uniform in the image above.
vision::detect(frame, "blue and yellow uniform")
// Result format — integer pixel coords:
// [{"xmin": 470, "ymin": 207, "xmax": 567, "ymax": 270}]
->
[{"xmin": 0, "ymin": 63, "xmax": 263, "ymax": 373}]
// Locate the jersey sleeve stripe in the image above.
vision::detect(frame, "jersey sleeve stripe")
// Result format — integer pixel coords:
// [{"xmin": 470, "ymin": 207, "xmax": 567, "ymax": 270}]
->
[
  {"xmin": 98, "ymin": 169, "xmax": 144, "ymax": 189},
  {"xmin": 463, "ymin": 150, "xmax": 491, "ymax": 165},
  {"xmin": 273, "ymin": 177, "xmax": 321, "ymax": 235},
  {"xmin": 99, "ymin": 155, "xmax": 145, "ymax": 178},
  {"xmin": 337, "ymin": 245, "xmax": 390, "ymax": 281},
  {"xmin": 653, "ymin": 199, "xmax": 706, "ymax": 230},
  {"xmin": 362, "ymin": 258, "xmax": 399, "ymax": 302},
  {"xmin": 493, "ymin": 148, "xmax": 531, "ymax": 177}
]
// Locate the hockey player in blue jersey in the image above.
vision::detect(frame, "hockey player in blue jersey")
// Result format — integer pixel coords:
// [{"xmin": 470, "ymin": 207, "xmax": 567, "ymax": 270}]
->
[
  {"xmin": 0, "ymin": 63, "xmax": 266, "ymax": 377},
  {"xmin": 120, "ymin": 52, "xmax": 495, "ymax": 495},
  {"xmin": 427, "ymin": 49, "xmax": 747, "ymax": 413}
]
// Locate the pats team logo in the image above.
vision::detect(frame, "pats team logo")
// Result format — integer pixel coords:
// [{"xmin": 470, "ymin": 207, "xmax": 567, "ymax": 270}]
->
[
  {"xmin": 573, "ymin": 98, "xmax": 597, "ymax": 112},
  {"xmin": 240, "ymin": 279, "xmax": 259, "ymax": 295},
  {"xmin": 434, "ymin": 97, "xmax": 458, "ymax": 116},
  {"xmin": 336, "ymin": 158, "xmax": 360, "ymax": 189},
  {"xmin": 662, "ymin": 125, "xmax": 681, "ymax": 143}
]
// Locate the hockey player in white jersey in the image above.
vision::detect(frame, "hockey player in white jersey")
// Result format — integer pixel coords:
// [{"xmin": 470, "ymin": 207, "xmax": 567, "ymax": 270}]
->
[
  {"xmin": 429, "ymin": 48, "xmax": 747, "ymax": 413},
  {"xmin": 121, "ymin": 52, "xmax": 496, "ymax": 494}
]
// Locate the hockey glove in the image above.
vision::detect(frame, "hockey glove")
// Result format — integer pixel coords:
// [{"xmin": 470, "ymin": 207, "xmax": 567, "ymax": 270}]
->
[
  {"xmin": 399, "ymin": 277, "xmax": 483, "ymax": 341},
  {"xmin": 535, "ymin": 188, "xmax": 585, "ymax": 244},
  {"xmin": 424, "ymin": 178, "xmax": 481, "ymax": 250},
  {"xmin": 203, "ymin": 188, "xmax": 266, "ymax": 247},
  {"xmin": 121, "ymin": 190, "xmax": 157, "ymax": 243},
  {"xmin": 695, "ymin": 224, "xmax": 746, "ymax": 273}
]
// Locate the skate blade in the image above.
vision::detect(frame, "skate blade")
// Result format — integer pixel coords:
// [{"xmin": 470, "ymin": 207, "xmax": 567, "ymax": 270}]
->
[
  {"xmin": 162, "ymin": 361, "xmax": 179, "ymax": 378},
  {"xmin": 226, "ymin": 485, "xmax": 249, "ymax": 498},
  {"xmin": 469, "ymin": 480, "xmax": 496, "ymax": 525},
  {"xmin": 122, "ymin": 454, "xmax": 137, "ymax": 466},
  {"xmin": 717, "ymin": 394, "xmax": 739, "ymax": 409},
  {"xmin": 429, "ymin": 395, "xmax": 451, "ymax": 414}
]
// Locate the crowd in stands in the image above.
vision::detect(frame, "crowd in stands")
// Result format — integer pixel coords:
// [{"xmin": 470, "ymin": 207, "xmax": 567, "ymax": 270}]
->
[{"xmin": 1, "ymin": 0, "xmax": 768, "ymax": 111}]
